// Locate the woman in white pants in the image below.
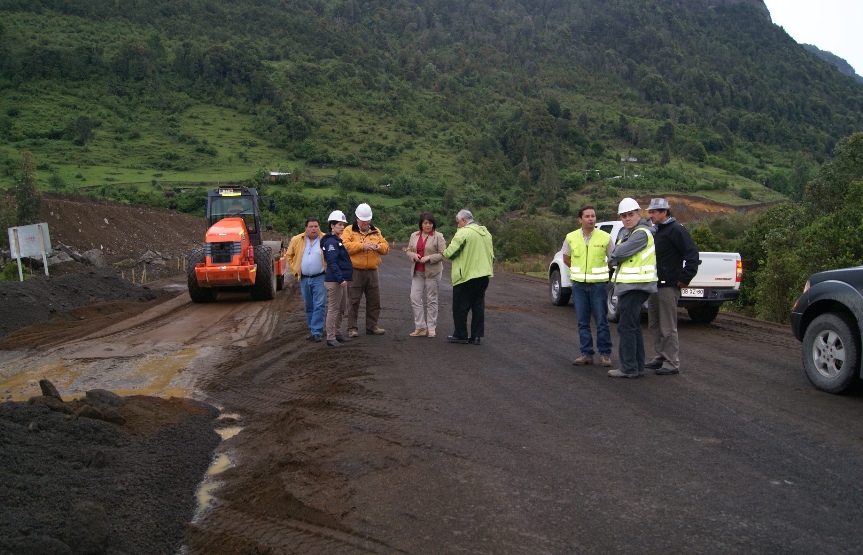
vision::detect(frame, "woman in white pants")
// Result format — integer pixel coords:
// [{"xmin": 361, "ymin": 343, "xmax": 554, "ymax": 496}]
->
[{"xmin": 406, "ymin": 212, "xmax": 447, "ymax": 338}]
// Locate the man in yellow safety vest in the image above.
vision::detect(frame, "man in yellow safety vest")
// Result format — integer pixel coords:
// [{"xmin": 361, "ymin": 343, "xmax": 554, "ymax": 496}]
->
[
  {"xmin": 607, "ymin": 197, "xmax": 658, "ymax": 379},
  {"xmin": 562, "ymin": 206, "xmax": 614, "ymax": 367}
]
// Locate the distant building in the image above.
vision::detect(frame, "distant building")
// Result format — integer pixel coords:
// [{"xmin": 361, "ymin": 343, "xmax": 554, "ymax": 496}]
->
[{"xmin": 269, "ymin": 172, "xmax": 292, "ymax": 182}]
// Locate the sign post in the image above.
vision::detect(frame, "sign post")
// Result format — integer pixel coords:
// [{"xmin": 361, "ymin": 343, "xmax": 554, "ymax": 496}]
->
[{"xmin": 8, "ymin": 223, "xmax": 52, "ymax": 281}]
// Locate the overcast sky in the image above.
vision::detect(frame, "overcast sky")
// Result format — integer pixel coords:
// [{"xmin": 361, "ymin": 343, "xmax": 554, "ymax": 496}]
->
[{"xmin": 763, "ymin": 0, "xmax": 862, "ymax": 76}]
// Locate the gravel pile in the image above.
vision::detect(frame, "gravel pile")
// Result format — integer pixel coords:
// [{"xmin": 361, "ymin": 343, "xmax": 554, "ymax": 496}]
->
[{"xmin": 0, "ymin": 385, "xmax": 220, "ymax": 555}]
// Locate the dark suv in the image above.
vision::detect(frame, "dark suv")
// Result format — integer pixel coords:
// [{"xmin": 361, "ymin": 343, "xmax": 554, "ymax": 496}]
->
[{"xmin": 791, "ymin": 266, "xmax": 863, "ymax": 393}]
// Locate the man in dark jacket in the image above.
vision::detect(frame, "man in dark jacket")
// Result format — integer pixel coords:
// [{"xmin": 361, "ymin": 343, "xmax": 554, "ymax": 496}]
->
[{"xmin": 646, "ymin": 198, "xmax": 700, "ymax": 375}]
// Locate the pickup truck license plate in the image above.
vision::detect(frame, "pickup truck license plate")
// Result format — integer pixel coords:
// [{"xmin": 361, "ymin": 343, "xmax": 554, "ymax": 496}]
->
[{"xmin": 681, "ymin": 288, "xmax": 704, "ymax": 297}]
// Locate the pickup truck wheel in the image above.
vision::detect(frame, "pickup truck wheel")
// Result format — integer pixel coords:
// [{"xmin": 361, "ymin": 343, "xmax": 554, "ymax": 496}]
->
[
  {"xmin": 687, "ymin": 305, "xmax": 719, "ymax": 324},
  {"xmin": 550, "ymin": 268, "xmax": 571, "ymax": 306},
  {"xmin": 250, "ymin": 246, "xmax": 276, "ymax": 300},
  {"xmin": 802, "ymin": 313, "xmax": 860, "ymax": 394},
  {"xmin": 187, "ymin": 248, "xmax": 217, "ymax": 303}
]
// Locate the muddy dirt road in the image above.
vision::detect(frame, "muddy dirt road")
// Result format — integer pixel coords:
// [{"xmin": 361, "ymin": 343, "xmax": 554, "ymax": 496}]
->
[{"xmin": 4, "ymin": 250, "xmax": 863, "ymax": 553}]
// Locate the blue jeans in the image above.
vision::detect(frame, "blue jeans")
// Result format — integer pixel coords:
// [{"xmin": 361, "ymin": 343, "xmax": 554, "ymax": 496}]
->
[
  {"xmin": 300, "ymin": 274, "xmax": 326, "ymax": 336},
  {"xmin": 617, "ymin": 290, "xmax": 651, "ymax": 375},
  {"xmin": 572, "ymin": 282, "xmax": 612, "ymax": 356}
]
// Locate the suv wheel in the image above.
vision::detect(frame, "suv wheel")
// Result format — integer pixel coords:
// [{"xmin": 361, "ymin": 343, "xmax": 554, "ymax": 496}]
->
[{"xmin": 802, "ymin": 313, "xmax": 860, "ymax": 394}]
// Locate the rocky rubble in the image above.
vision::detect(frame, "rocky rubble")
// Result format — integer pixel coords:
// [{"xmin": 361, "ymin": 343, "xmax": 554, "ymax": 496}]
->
[{"xmin": 30, "ymin": 379, "xmax": 128, "ymax": 426}]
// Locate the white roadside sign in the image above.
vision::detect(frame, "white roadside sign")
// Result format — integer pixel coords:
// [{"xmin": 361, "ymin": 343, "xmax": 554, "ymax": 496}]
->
[{"xmin": 8, "ymin": 223, "xmax": 52, "ymax": 281}]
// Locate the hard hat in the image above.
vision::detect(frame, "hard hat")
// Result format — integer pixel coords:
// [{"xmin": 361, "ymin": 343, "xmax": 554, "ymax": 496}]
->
[
  {"xmin": 355, "ymin": 203, "xmax": 373, "ymax": 221},
  {"xmin": 327, "ymin": 210, "xmax": 347, "ymax": 223},
  {"xmin": 648, "ymin": 198, "xmax": 670, "ymax": 210},
  {"xmin": 618, "ymin": 197, "xmax": 640, "ymax": 214}
]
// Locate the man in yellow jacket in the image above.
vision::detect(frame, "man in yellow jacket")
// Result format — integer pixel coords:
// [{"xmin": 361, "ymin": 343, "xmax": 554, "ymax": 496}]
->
[
  {"xmin": 286, "ymin": 217, "xmax": 327, "ymax": 342},
  {"xmin": 341, "ymin": 203, "xmax": 390, "ymax": 337}
]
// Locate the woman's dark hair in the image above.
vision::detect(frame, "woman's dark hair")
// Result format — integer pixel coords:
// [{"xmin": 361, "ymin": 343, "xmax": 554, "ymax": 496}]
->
[{"xmin": 417, "ymin": 212, "xmax": 436, "ymax": 231}]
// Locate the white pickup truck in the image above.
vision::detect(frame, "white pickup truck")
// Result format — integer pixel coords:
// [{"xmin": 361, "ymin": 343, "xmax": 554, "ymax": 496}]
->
[{"xmin": 548, "ymin": 220, "xmax": 742, "ymax": 323}]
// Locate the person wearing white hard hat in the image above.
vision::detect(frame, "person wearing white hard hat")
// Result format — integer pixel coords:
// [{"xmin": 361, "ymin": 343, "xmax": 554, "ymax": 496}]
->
[
  {"xmin": 646, "ymin": 198, "xmax": 700, "ymax": 375},
  {"xmin": 606, "ymin": 197, "xmax": 658, "ymax": 378},
  {"xmin": 321, "ymin": 210, "xmax": 353, "ymax": 347},
  {"xmin": 286, "ymin": 217, "xmax": 327, "ymax": 342},
  {"xmin": 341, "ymin": 203, "xmax": 390, "ymax": 337}
]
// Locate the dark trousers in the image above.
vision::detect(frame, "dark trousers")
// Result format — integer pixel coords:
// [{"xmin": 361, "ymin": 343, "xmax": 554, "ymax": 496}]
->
[
  {"xmin": 452, "ymin": 276, "xmax": 489, "ymax": 340},
  {"xmin": 617, "ymin": 290, "xmax": 651, "ymax": 375}
]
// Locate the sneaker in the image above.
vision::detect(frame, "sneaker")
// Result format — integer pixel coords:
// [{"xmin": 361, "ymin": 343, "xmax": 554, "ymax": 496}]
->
[
  {"xmin": 366, "ymin": 327, "xmax": 386, "ymax": 335},
  {"xmin": 600, "ymin": 355, "xmax": 612, "ymax": 367},
  {"xmin": 347, "ymin": 328, "xmax": 359, "ymax": 338},
  {"xmin": 644, "ymin": 359, "xmax": 664, "ymax": 370},
  {"xmin": 409, "ymin": 329, "xmax": 428, "ymax": 337},
  {"xmin": 655, "ymin": 367, "xmax": 680, "ymax": 375},
  {"xmin": 607, "ymin": 368, "xmax": 639, "ymax": 379},
  {"xmin": 572, "ymin": 355, "xmax": 594, "ymax": 366}
]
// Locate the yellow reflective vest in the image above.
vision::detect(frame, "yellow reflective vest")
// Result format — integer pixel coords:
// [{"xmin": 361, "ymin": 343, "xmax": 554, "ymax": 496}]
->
[
  {"xmin": 616, "ymin": 228, "xmax": 657, "ymax": 283},
  {"xmin": 565, "ymin": 229, "xmax": 611, "ymax": 283}
]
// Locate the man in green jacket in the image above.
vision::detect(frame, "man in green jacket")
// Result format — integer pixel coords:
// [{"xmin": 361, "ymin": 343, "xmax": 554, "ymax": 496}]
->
[{"xmin": 443, "ymin": 209, "xmax": 494, "ymax": 345}]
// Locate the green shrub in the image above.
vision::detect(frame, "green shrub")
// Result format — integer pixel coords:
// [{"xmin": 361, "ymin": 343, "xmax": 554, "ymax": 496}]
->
[{"xmin": 0, "ymin": 261, "xmax": 28, "ymax": 281}]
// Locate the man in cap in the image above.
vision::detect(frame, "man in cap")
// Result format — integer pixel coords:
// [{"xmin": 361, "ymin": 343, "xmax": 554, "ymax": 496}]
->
[
  {"xmin": 341, "ymin": 203, "xmax": 390, "ymax": 336},
  {"xmin": 443, "ymin": 209, "xmax": 494, "ymax": 345},
  {"xmin": 607, "ymin": 197, "xmax": 657, "ymax": 378},
  {"xmin": 645, "ymin": 198, "xmax": 700, "ymax": 375},
  {"xmin": 286, "ymin": 217, "xmax": 327, "ymax": 342},
  {"xmin": 562, "ymin": 205, "xmax": 614, "ymax": 367}
]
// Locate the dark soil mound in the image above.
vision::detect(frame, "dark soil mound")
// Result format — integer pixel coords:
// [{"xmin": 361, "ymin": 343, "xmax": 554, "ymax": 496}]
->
[
  {"xmin": 0, "ymin": 270, "xmax": 165, "ymax": 340},
  {"xmin": 0, "ymin": 394, "xmax": 220, "ymax": 555}
]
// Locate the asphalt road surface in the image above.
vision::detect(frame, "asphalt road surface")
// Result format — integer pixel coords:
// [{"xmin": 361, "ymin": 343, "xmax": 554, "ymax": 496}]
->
[
  {"xmin": 4, "ymin": 246, "xmax": 862, "ymax": 554},
  {"xmin": 186, "ymin": 248, "xmax": 863, "ymax": 553}
]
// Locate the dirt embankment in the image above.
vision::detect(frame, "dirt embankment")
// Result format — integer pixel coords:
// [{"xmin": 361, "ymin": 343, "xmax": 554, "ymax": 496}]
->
[
  {"xmin": 0, "ymin": 194, "xmax": 221, "ymax": 555},
  {"xmin": 627, "ymin": 194, "xmax": 781, "ymax": 223}
]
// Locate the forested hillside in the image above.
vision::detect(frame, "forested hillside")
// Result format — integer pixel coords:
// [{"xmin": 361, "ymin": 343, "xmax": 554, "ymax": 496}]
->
[
  {"xmin": 803, "ymin": 44, "xmax": 863, "ymax": 84},
  {"xmin": 1, "ymin": 0, "xmax": 862, "ymax": 317}
]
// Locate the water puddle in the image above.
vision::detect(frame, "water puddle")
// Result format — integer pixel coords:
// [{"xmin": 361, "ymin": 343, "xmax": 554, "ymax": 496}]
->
[
  {"xmin": 216, "ymin": 426, "xmax": 242, "ymax": 440},
  {"xmin": 193, "ymin": 411, "xmax": 244, "ymax": 518}
]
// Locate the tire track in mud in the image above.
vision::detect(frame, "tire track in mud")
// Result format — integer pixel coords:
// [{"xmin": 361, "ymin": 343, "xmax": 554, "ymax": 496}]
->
[
  {"xmin": 189, "ymin": 508, "xmax": 397, "ymax": 554},
  {"xmin": 189, "ymin": 311, "xmax": 475, "ymax": 553},
  {"xmin": 0, "ymin": 285, "xmax": 301, "ymax": 401}
]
